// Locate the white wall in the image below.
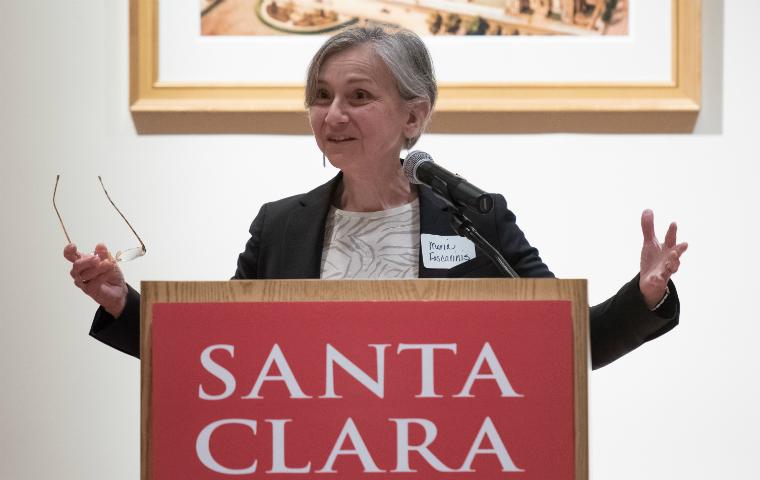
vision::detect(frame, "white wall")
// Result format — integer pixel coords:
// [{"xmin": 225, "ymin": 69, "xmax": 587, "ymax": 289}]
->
[{"xmin": 1, "ymin": 1, "xmax": 758, "ymax": 478}]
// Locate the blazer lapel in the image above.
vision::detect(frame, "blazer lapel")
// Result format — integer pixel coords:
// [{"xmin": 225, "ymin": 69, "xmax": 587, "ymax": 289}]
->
[
  {"xmin": 279, "ymin": 174, "xmax": 342, "ymax": 278},
  {"xmin": 417, "ymin": 185, "xmax": 498, "ymax": 279},
  {"xmin": 418, "ymin": 185, "xmax": 457, "ymax": 279}
]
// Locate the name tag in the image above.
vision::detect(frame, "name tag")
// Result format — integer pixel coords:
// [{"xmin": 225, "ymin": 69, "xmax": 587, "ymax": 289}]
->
[{"xmin": 421, "ymin": 234, "xmax": 476, "ymax": 269}]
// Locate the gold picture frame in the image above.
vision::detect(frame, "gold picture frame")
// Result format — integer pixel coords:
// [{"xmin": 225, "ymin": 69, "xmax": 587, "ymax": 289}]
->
[{"xmin": 130, "ymin": 0, "xmax": 700, "ymax": 134}]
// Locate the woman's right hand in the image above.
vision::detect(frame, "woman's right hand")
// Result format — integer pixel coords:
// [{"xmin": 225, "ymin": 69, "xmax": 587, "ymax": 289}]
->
[{"xmin": 64, "ymin": 243, "xmax": 128, "ymax": 318}]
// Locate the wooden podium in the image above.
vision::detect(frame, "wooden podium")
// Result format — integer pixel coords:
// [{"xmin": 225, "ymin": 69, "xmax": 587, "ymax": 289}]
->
[{"xmin": 141, "ymin": 279, "xmax": 588, "ymax": 480}]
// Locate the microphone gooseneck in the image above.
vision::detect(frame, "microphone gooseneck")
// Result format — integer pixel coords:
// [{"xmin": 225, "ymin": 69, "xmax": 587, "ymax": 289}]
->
[
  {"xmin": 403, "ymin": 151, "xmax": 518, "ymax": 278},
  {"xmin": 403, "ymin": 151, "xmax": 494, "ymax": 215}
]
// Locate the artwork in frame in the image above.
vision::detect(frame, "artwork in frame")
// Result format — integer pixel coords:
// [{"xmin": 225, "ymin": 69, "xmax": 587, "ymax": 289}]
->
[
  {"xmin": 130, "ymin": 0, "xmax": 700, "ymax": 134},
  {"xmin": 201, "ymin": 0, "xmax": 629, "ymax": 37}
]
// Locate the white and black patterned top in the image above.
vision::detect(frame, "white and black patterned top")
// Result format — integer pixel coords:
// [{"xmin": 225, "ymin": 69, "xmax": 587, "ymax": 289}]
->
[{"xmin": 320, "ymin": 200, "xmax": 420, "ymax": 279}]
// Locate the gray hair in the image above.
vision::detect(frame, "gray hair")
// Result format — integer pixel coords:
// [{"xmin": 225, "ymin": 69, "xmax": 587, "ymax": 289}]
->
[{"xmin": 305, "ymin": 26, "xmax": 437, "ymax": 149}]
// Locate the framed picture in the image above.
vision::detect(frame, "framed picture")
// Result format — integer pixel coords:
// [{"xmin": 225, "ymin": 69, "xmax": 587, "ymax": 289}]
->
[{"xmin": 131, "ymin": 0, "xmax": 700, "ymax": 133}]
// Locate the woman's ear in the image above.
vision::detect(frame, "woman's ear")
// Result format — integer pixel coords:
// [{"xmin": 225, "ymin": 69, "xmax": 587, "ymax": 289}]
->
[{"xmin": 403, "ymin": 100, "xmax": 432, "ymax": 140}]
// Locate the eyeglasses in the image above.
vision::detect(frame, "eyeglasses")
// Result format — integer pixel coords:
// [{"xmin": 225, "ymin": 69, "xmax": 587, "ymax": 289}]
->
[{"xmin": 53, "ymin": 175, "xmax": 147, "ymax": 262}]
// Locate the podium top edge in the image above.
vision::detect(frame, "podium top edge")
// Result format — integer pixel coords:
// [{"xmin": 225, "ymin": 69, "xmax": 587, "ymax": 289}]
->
[{"xmin": 140, "ymin": 279, "xmax": 588, "ymax": 304}]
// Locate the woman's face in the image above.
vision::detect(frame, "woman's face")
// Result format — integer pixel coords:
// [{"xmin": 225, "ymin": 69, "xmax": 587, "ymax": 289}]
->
[{"xmin": 309, "ymin": 44, "xmax": 416, "ymax": 174}]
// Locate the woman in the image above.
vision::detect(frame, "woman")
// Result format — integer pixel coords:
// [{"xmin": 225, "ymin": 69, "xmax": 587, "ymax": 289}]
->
[{"xmin": 64, "ymin": 26, "xmax": 687, "ymax": 368}]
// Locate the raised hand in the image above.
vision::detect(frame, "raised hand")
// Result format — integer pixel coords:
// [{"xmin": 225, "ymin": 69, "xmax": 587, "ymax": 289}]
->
[
  {"xmin": 639, "ymin": 209, "xmax": 688, "ymax": 309},
  {"xmin": 64, "ymin": 243, "xmax": 128, "ymax": 318}
]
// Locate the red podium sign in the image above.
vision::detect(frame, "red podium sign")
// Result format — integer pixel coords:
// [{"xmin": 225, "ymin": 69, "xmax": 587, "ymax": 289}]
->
[{"xmin": 147, "ymin": 292, "xmax": 582, "ymax": 479}]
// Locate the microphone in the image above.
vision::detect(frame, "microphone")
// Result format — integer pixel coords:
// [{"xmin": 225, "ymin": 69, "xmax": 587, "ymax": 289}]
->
[{"xmin": 403, "ymin": 151, "xmax": 494, "ymax": 214}]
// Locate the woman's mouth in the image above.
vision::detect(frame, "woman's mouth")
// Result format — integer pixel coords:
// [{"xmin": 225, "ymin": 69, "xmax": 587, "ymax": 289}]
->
[{"xmin": 327, "ymin": 136, "xmax": 356, "ymax": 143}]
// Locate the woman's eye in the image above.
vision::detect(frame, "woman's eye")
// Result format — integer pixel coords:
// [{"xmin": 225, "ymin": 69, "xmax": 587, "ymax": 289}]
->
[
  {"xmin": 314, "ymin": 89, "xmax": 331, "ymax": 103},
  {"xmin": 353, "ymin": 89, "xmax": 371, "ymax": 101}
]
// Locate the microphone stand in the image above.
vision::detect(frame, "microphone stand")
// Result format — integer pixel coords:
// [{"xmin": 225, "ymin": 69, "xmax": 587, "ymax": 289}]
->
[
  {"xmin": 447, "ymin": 207, "xmax": 519, "ymax": 279},
  {"xmin": 415, "ymin": 175, "xmax": 518, "ymax": 278}
]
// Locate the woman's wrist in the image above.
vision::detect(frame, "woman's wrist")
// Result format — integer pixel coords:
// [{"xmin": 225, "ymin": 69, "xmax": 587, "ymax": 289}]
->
[
  {"xmin": 640, "ymin": 279, "xmax": 669, "ymax": 310},
  {"xmin": 104, "ymin": 292, "xmax": 127, "ymax": 318}
]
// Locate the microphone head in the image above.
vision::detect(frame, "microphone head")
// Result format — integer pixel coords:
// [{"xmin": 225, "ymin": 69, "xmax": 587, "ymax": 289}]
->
[{"xmin": 403, "ymin": 150, "xmax": 433, "ymax": 185}]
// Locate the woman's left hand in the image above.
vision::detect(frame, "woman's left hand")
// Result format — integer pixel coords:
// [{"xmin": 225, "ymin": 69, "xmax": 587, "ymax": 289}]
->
[{"xmin": 639, "ymin": 209, "xmax": 688, "ymax": 309}]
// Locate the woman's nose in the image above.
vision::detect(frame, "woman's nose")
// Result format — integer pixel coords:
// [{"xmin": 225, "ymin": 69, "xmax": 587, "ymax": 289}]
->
[{"xmin": 325, "ymin": 98, "xmax": 349, "ymax": 125}]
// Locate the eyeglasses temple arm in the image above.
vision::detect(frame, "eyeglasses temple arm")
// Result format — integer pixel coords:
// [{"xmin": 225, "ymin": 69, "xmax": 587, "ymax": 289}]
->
[
  {"xmin": 98, "ymin": 176, "xmax": 147, "ymax": 253},
  {"xmin": 53, "ymin": 175, "xmax": 73, "ymax": 244}
]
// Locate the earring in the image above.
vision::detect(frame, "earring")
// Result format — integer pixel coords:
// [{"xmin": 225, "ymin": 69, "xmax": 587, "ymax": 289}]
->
[{"xmin": 322, "ymin": 153, "xmax": 326, "ymax": 168}]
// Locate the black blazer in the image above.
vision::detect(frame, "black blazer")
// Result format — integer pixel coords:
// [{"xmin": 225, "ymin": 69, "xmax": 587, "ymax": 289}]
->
[{"xmin": 92, "ymin": 174, "xmax": 679, "ymax": 369}]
